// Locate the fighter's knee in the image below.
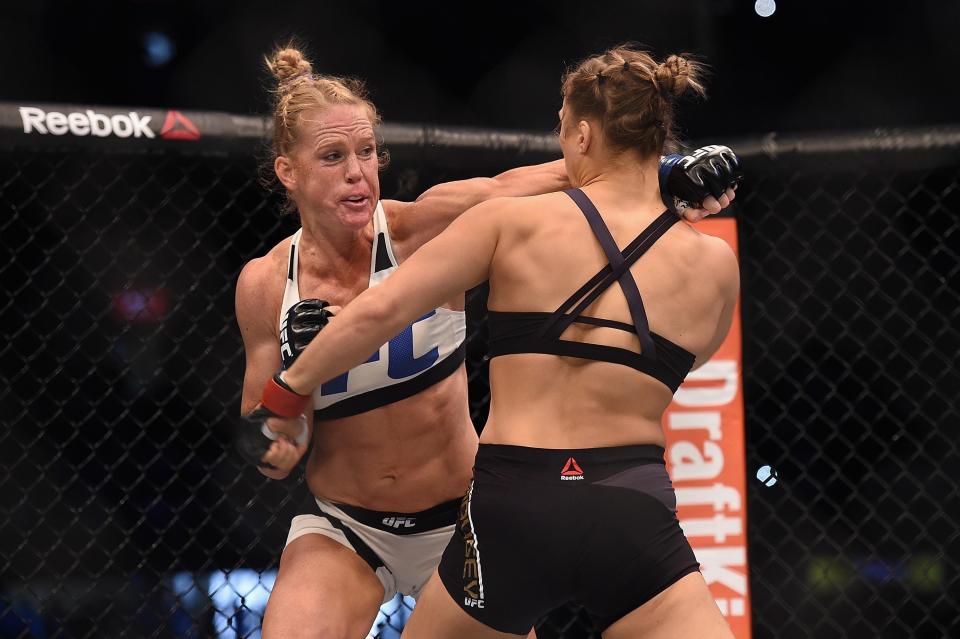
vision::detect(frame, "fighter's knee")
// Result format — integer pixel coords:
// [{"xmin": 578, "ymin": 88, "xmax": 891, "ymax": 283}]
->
[
  {"xmin": 263, "ymin": 600, "xmax": 371, "ymax": 639},
  {"xmin": 263, "ymin": 566, "xmax": 382, "ymax": 639}
]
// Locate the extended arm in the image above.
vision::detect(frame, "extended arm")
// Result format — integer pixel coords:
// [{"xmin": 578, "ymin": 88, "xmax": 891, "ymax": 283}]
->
[
  {"xmin": 390, "ymin": 160, "xmax": 568, "ymax": 248},
  {"xmin": 280, "ymin": 200, "xmax": 502, "ymax": 398},
  {"xmin": 394, "ymin": 145, "xmax": 741, "ymax": 250}
]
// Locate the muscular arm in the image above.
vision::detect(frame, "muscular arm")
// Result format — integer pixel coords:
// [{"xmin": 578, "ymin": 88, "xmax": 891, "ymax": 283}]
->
[
  {"xmin": 283, "ymin": 200, "xmax": 503, "ymax": 395},
  {"xmin": 692, "ymin": 240, "xmax": 741, "ymax": 370},
  {"xmin": 390, "ymin": 151, "xmax": 737, "ymax": 251},
  {"xmin": 388, "ymin": 159, "xmax": 568, "ymax": 249},
  {"xmin": 236, "ymin": 257, "xmax": 312, "ymax": 478}
]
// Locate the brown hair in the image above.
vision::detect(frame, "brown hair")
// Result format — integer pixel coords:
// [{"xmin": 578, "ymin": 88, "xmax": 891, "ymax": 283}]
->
[
  {"xmin": 264, "ymin": 45, "xmax": 387, "ymax": 212},
  {"xmin": 561, "ymin": 45, "xmax": 706, "ymax": 158}
]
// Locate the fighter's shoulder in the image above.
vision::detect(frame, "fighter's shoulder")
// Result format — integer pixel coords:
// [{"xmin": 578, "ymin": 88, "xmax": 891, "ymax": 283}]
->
[
  {"xmin": 685, "ymin": 229, "xmax": 739, "ymax": 294},
  {"xmin": 466, "ymin": 190, "xmax": 566, "ymax": 221},
  {"xmin": 239, "ymin": 235, "xmax": 293, "ymax": 284},
  {"xmin": 236, "ymin": 236, "xmax": 292, "ymax": 320},
  {"xmin": 379, "ymin": 198, "xmax": 420, "ymax": 237},
  {"xmin": 380, "ymin": 198, "xmax": 405, "ymax": 217}
]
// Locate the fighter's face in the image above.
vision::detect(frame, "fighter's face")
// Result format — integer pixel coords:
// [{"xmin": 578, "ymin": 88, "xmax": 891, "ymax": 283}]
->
[{"xmin": 282, "ymin": 103, "xmax": 381, "ymax": 230}]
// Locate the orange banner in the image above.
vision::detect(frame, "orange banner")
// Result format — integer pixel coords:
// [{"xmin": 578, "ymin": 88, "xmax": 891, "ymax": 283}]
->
[{"xmin": 663, "ymin": 217, "xmax": 751, "ymax": 638}]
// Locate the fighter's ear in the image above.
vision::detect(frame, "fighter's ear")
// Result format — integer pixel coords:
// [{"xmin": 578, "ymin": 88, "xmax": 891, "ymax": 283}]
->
[
  {"xmin": 577, "ymin": 119, "xmax": 593, "ymax": 154},
  {"xmin": 275, "ymin": 155, "xmax": 297, "ymax": 190}
]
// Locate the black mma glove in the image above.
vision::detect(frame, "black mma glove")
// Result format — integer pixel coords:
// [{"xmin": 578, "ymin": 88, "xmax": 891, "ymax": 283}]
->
[
  {"xmin": 659, "ymin": 145, "xmax": 743, "ymax": 215},
  {"xmin": 237, "ymin": 373, "xmax": 310, "ymax": 469},
  {"xmin": 238, "ymin": 297, "xmax": 329, "ymax": 469},
  {"xmin": 280, "ymin": 299, "xmax": 334, "ymax": 369},
  {"xmin": 236, "ymin": 409, "xmax": 308, "ymax": 470},
  {"xmin": 236, "ymin": 405, "xmax": 284, "ymax": 470},
  {"xmin": 273, "ymin": 299, "xmax": 329, "ymax": 422}
]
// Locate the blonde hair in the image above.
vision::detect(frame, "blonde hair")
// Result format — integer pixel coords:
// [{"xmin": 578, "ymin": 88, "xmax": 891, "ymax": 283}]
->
[
  {"xmin": 265, "ymin": 45, "xmax": 386, "ymax": 212},
  {"xmin": 561, "ymin": 45, "xmax": 706, "ymax": 158}
]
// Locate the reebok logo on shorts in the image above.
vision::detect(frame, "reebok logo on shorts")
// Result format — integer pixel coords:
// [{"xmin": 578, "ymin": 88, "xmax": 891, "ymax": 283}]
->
[{"xmin": 560, "ymin": 457, "xmax": 584, "ymax": 481}]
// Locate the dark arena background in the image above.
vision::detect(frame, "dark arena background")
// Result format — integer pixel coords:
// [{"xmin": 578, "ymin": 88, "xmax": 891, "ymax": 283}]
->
[{"xmin": 1, "ymin": 2, "xmax": 958, "ymax": 638}]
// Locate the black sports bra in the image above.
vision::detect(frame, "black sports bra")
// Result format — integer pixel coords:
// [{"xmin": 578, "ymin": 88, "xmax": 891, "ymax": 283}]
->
[{"xmin": 487, "ymin": 188, "xmax": 696, "ymax": 393}]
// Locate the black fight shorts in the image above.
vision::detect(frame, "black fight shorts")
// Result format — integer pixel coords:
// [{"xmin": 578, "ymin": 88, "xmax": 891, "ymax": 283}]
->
[{"xmin": 437, "ymin": 443, "xmax": 700, "ymax": 634}]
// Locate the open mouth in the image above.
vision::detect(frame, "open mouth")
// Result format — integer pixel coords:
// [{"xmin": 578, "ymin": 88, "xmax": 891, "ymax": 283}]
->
[{"xmin": 342, "ymin": 195, "xmax": 369, "ymax": 208}]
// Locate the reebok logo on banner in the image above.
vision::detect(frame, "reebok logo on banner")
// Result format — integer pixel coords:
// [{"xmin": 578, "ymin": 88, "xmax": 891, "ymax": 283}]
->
[
  {"xmin": 160, "ymin": 111, "xmax": 200, "ymax": 140},
  {"xmin": 19, "ymin": 107, "xmax": 154, "ymax": 139},
  {"xmin": 560, "ymin": 457, "xmax": 584, "ymax": 481}
]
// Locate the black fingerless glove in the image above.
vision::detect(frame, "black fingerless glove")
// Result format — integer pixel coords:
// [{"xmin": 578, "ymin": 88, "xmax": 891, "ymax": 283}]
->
[
  {"xmin": 280, "ymin": 299, "xmax": 333, "ymax": 369},
  {"xmin": 237, "ymin": 405, "xmax": 280, "ymax": 469},
  {"xmin": 659, "ymin": 145, "xmax": 743, "ymax": 214}
]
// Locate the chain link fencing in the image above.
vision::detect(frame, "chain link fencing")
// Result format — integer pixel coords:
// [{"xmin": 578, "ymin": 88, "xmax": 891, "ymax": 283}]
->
[
  {"xmin": 737, "ymin": 144, "xmax": 960, "ymax": 638},
  {"xmin": 0, "ymin": 107, "xmax": 957, "ymax": 638}
]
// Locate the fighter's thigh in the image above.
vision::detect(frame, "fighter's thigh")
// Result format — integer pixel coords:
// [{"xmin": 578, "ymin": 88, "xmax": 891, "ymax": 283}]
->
[
  {"xmin": 401, "ymin": 571, "xmax": 525, "ymax": 639},
  {"xmin": 601, "ymin": 572, "xmax": 734, "ymax": 639},
  {"xmin": 263, "ymin": 533, "xmax": 385, "ymax": 639}
]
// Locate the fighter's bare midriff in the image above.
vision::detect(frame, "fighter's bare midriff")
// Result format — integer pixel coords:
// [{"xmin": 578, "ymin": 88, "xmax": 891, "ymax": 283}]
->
[
  {"xmin": 292, "ymin": 211, "xmax": 477, "ymax": 511},
  {"xmin": 245, "ymin": 216, "xmax": 478, "ymax": 512},
  {"xmin": 305, "ymin": 367, "xmax": 477, "ymax": 511}
]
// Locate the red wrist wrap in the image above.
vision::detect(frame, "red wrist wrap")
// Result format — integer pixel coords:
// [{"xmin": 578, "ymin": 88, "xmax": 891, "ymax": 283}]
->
[{"xmin": 261, "ymin": 374, "xmax": 310, "ymax": 418}]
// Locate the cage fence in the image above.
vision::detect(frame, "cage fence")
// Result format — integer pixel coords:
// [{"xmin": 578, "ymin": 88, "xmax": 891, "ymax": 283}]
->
[{"xmin": 0, "ymin": 107, "xmax": 957, "ymax": 638}]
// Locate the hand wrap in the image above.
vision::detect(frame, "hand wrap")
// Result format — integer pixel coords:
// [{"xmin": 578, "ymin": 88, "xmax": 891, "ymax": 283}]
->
[{"xmin": 236, "ymin": 374, "xmax": 310, "ymax": 469}]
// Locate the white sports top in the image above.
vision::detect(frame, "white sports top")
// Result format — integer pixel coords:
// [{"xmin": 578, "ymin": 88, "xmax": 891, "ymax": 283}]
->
[{"xmin": 279, "ymin": 201, "xmax": 467, "ymax": 420}]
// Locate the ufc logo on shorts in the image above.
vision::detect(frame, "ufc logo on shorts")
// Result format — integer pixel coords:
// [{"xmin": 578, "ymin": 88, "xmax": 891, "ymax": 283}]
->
[
  {"xmin": 382, "ymin": 516, "xmax": 416, "ymax": 529},
  {"xmin": 464, "ymin": 597, "xmax": 485, "ymax": 609}
]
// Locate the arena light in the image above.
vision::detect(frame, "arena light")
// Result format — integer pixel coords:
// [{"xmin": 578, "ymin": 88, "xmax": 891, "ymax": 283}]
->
[
  {"xmin": 168, "ymin": 570, "xmax": 411, "ymax": 638},
  {"xmin": 143, "ymin": 31, "xmax": 175, "ymax": 67},
  {"xmin": 906, "ymin": 554, "xmax": 944, "ymax": 592},
  {"xmin": 113, "ymin": 288, "xmax": 169, "ymax": 323},
  {"xmin": 755, "ymin": 0, "xmax": 776, "ymax": 17},
  {"xmin": 807, "ymin": 555, "xmax": 946, "ymax": 594},
  {"xmin": 807, "ymin": 556, "xmax": 856, "ymax": 592},
  {"xmin": 756, "ymin": 465, "xmax": 778, "ymax": 487}
]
